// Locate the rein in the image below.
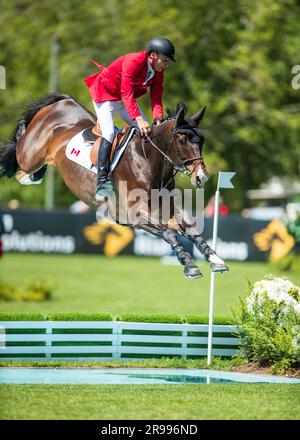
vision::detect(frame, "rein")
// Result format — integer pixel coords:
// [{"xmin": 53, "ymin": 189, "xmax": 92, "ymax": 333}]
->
[
  {"xmin": 143, "ymin": 133, "xmax": 173, "ymax": 165},
  {"xmin": 143, "ymin": 130, "xmax": 202, "ymax": 172},
  {"xmin": 142, "ymin": 133, "xmax": 178, "ymax": 191},
  {"xmin": 142, "ymin": 125, "xmax": 203, "ymax": 191}
]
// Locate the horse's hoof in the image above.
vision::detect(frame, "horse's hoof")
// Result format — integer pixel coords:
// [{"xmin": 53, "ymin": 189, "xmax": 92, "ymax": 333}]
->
[
  {"xmin": 184, "ymin": 266, "xmax": 203, "ymax": 279},
  {"xmin": 95, "ymin": 193, "xmax": 108, "ymax": 202},
  {"xmin": 95, "ymin": 190, "xmax": 113, "ymax": 202},
  {"xmin": 16, "ymin": 170, "xmax": 43, "ymax": 186},
  {"xmin": 211, "ymin": 263, "xmax": 229, "ymax": 273}
]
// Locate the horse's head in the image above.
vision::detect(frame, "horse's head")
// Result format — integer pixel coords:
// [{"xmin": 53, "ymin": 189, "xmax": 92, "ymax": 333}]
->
[{"xmin": 169, "ymin": 103, "xmax": 209, "ymax": 188}]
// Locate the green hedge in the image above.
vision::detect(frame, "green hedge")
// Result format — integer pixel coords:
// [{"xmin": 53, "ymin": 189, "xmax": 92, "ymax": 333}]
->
[
  {"xmin": 47, "ymin": 313, "xmax": 113, "ymax": 321},
  {"xmin": 185, "ymin": 315, "xmax": 235, "ymax": 325},
  {"xmin": 118, "ymin": 314, "xmax": 182, "ymax": 324},
  {"xmin": 0, "ymin": 313, "xmax": 236, "ymax": 324},
  {"xmin": 0, "ymin": 313, "xmax": 45, "ymax": 321}
]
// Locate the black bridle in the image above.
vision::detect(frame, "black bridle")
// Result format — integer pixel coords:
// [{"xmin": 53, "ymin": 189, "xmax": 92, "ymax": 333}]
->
[
  {"xmin": 142, "ymin": 122, "xmax": 204, "ymax": 190},
  {"xmin": 142, "ymin": 123, "xmax": 203, "ymax": 175}
]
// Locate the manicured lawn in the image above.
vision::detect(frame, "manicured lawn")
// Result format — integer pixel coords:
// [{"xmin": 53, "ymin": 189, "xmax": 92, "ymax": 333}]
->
[
  {"xmin": 0, "ymin": 383, "xmax": 299, "ymax": 420},
  {"xmin": 1, "ymin": 254, "xmax": 299, "ymax": 316},
  {"xmin": 0, "ymin": 358, "xmax": 242, "ymax": 368},
  {"xmin": 1, "ymin": 255, "xmax": 299, "ymax": 421}
]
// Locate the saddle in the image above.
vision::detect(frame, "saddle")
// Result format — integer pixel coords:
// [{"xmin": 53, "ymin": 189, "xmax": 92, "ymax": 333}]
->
[{"xmin": 83, "ymin": 122, "xmax": 132, "ymax": 167}]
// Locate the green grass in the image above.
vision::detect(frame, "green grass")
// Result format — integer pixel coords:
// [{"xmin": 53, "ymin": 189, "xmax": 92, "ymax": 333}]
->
[
  {"xmin": 1, "ymin": 254, "xmax": 299, "ymax": 316},
  {"xmin": 0, "ymin": 383, "xmax": 299, "ymax": 419},
  {"xmin": 1, "ymin": 255, "xmax": 299, "ymax": 420},
  {"xmin": 0, "ymin": 357, "xmax": 247, "ymax": 370}
]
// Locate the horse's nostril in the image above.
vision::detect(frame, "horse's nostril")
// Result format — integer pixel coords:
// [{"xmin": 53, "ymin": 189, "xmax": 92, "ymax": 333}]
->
[
  {"xmin": 195, "ymin": 173, "xmax": 209, "ymax": 188},
  {"xmin": 196, "ymin": 176, "xmax": 203, "ymax": 188}
]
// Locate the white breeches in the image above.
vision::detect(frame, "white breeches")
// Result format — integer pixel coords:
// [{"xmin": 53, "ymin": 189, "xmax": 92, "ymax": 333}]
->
[{"xmin": 93, "ymin": 100, "xmax": 147, "ymax": 143}]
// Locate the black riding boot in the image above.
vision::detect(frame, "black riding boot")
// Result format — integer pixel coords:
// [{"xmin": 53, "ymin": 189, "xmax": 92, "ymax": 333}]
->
[{"xmin": 95, "ymin": 137, "xmax": 113, "ymax": 201}]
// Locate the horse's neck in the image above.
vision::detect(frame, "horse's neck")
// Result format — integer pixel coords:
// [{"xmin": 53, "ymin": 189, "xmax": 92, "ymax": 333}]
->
[
  {"xmin": 124, "ymin": 121, "xmax": 174, "ymax": 186},
  {"xmin": 146, "ymin": 121, "xmax": 174, "ymax": 182},
  {"xmin": 153, "ymin": 121, "xmax": 173, "ymax": 149}
]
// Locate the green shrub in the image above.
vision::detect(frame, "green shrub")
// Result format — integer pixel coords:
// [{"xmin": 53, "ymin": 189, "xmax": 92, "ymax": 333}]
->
[
  {"xmin": 0, "ymin": 279, "xmax": 54, "ymax": 302},
  {"xmin": 233, "ymin": 274, "xmax": 300, "ymax": 371}
]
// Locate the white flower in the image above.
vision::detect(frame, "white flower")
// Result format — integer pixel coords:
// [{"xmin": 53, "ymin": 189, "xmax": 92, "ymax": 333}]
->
[{"xmin": 247, "ymin": 275, "xmax": 300, "ymax": 316}]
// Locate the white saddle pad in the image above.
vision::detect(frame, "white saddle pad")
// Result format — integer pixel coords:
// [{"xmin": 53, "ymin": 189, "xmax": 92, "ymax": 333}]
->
[{"xmin": 66, "ymin": 127, "xmax": 138, "ymax": 174}]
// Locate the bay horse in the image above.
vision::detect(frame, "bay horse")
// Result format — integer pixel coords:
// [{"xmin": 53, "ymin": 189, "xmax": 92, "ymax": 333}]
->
[{"xmin": 0, "ymin": 93, "xmax": 228, "ymax": 278}]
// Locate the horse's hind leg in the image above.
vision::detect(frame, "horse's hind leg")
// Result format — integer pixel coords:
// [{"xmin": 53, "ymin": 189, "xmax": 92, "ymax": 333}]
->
[
  {"xmin": 15, "ymin": 129, "xmax": 49, "ymax": 185},
  {"xmin": 31, "ymin": 165, "xmax": 48, "ymax": 181},
  {"xmin": 16, "ymin": 165, "xmax": 47, "ymax": 185}
]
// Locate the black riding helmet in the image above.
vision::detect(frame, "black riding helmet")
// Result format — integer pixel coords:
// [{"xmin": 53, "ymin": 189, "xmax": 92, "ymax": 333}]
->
[{"xmin": 146, "ymin": 37, "xmax": 176, "ymax": 62}]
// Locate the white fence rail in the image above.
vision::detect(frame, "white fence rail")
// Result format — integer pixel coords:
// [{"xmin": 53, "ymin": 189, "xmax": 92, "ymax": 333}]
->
[{"xmin": 0, "ymin": 321, "xmax": 241, "ymax": 361}]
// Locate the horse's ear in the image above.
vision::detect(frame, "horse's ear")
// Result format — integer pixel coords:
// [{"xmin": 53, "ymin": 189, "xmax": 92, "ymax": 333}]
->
[
  {"xmin": 191, "ymin": 106, "xmax": 206, "ymax": 126},
  {"xmin": 175, "ymin": 106, "xmax": 186, "ymax": 128}
]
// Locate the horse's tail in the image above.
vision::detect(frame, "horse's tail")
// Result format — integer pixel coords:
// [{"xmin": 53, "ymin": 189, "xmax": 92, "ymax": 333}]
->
[{"xmin": 0, "ymin": 92, "xmax": 70, "ymax": 178}]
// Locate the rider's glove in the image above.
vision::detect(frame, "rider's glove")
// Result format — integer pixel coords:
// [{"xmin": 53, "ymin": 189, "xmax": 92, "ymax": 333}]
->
[{"xmin": 153, "ymin": 118, "xmax": 164, "ymax": 126}]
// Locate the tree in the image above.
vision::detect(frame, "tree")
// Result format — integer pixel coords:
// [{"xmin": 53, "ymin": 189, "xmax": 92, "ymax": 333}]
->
[{"xmin": 1, "ymin": 0, "xmax": 299, "ymax": 210}]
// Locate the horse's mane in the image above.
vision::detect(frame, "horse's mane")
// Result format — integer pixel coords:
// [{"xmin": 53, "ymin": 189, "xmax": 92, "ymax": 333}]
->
[
  {"xmin": 166, "ymin": 102, "xmax": 188, "ymax": 119},
  {"xmin": 165, "ymin": 102, "xmax": 199, "ymax": 129}
]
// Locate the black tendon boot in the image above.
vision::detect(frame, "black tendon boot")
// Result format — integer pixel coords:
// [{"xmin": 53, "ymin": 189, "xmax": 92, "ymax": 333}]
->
[{"xmin": 95, "ymin": 137, "xmax": 113, "ymax": 201}]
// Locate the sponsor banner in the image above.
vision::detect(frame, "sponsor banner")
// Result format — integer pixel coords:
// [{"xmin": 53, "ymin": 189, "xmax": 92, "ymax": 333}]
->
[
  {"xmin": 0, "ymin": 210, "xmax": 134, "ymax": 256},
  {"xmin": 0, "ymin": 209, "xmax": 295, "ymax": 261}
]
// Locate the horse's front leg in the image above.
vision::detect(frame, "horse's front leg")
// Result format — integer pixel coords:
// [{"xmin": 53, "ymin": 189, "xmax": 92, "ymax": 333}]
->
[
  {"xmin": 130, "ymin": 204, "xmax": 202, "ymax": 279},
  {"xmin": 166, "ymin": 212, "xmax": 229, "ymax": 273}
]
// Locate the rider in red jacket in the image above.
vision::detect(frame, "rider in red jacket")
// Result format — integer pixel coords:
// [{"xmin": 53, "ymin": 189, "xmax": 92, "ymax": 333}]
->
[{"xmin": 84, "ymin": 37, "xmax": 176, "ymax": 201}]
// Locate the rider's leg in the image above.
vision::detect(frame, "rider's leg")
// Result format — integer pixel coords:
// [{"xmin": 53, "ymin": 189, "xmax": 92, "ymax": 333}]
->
[
  {"xmin": 93, "ymin": 101, "xmax": 115, "ymax": 200},
  {"xmin": 114, "ymin": 101, "xmax": 148, "ymax": 127}
]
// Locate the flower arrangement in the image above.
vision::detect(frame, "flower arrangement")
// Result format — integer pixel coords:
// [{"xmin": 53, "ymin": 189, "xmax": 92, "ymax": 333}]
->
[{"xmin": 233, "ymin": 274, "xmax": 300, "ymax": 373}]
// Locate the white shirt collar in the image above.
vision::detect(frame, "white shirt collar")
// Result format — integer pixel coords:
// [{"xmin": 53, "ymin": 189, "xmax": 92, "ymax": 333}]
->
[{"xmin": 143, "ymin": 59, "xmax": 155, "ymax": 85}]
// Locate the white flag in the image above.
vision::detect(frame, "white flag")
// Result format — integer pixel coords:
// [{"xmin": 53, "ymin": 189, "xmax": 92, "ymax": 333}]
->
[{"xmin": 218, "ymin": 172, "xmax": 236, "ymax": 189}]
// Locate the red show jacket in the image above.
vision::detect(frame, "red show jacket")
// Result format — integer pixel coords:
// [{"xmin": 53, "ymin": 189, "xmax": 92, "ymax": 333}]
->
[{"xmin": 84, "ymin": 51, "xmax": 164, "ymax": 120}]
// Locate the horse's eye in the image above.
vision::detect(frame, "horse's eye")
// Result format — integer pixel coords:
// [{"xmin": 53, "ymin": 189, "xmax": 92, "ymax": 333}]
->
[
  {"xmin": 189, "ymin": 135, "xmax": 201, "ymax": 144},
  {"xmin": 179, "ymin": 135, "xmax": 187, "ymax": 146}
]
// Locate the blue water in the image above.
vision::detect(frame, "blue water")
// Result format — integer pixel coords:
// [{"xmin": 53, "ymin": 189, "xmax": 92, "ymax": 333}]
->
[{"xmin": 0, "ymin": 368, "xmax": 299, "ymax": 384}]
